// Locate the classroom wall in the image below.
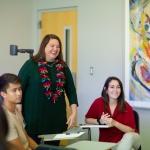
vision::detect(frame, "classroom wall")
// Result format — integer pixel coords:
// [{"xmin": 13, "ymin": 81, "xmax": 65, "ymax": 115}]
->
[
  {"xmin": 1, "ymin": 0, "xmax": 150, "ymax": 149},
  {"xmin": 0, "ymin": 0, "xmax": 34, "ymax": 74}
]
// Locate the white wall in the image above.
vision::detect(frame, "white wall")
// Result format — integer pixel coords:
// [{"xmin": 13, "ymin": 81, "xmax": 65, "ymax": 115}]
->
[
  {"xmin": 1, "ymin": 0, "xmax": 150, "ymax": 149},
  {"xmin": 77, "ymin": 0, "xmax": 124, "ymax": 122},
  {"xmin": 0, "ymin": 0, "xmax": 34, "ymax": 74}
]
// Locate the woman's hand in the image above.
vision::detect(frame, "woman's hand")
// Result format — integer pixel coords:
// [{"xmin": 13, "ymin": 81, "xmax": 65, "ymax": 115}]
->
[
  {"xmin": 100, "ymin": 112, "xmax": 111, "ymax": 124},
  {"xmin": 67, "ymin": 104, "xmax": 77, "ymax": 129},
  {"xmin": 67, "ymin": 112, "xmax": 76, "ymax": 128},
  {"xmin": 104, "ymin": 117, "xmax": 115, "ymax": 127},
  {"xmin": 100, "ymin": 112, "xmax": 116, "ymax": 127},
  {"xmin": 101, "ymin": 113, "xmax": 135, "ymax": 132}
]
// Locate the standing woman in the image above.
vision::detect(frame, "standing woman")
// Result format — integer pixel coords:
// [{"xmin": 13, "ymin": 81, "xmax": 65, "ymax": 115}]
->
[
  {"xmin": 85, "ymin": 76, "xmax": 140, "ymax": 150},
  {"xmin": 18, "ymin": 34, "xmax": 78, "ymax": 145}
]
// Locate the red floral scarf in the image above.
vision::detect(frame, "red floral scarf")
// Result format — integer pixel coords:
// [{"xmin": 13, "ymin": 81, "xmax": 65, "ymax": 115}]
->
[{"xmin": 38, "ymin": 59, "xmax": 65, "ymax": 103}]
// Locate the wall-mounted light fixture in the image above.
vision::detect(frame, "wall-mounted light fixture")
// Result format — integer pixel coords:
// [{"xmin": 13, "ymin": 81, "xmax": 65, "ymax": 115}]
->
[{"xmin": 10, "ymin": 45, "xmax": 34, "ymax": 58}]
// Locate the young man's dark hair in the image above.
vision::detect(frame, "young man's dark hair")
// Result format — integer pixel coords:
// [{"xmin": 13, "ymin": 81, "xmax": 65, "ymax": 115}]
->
[{"xmin": 0, "ymin": 73, "xmax": 20, "ymax": 92}]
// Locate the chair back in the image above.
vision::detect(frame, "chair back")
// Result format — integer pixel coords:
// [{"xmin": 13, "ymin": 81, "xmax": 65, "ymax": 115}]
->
[{"xmin": 133, "ymin": 110, "xmax": 140, "ymax": 133}]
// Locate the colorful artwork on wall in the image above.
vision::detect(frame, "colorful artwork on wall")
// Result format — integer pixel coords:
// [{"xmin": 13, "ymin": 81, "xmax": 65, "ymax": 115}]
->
[{"xmin": 125, "ymin": 0, "xmax": 150, "ymax": 108}]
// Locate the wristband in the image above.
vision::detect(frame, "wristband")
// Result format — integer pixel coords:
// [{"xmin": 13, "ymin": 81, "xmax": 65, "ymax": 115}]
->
[{"xmin": 97, "ymin": 118, "xmax": 101, "ymax": 125}]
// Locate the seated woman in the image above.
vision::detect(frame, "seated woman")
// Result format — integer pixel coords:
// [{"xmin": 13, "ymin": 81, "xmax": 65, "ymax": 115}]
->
[{"xmin": 85, "ymin": 76, "xmax": 140, "ymax": 150}]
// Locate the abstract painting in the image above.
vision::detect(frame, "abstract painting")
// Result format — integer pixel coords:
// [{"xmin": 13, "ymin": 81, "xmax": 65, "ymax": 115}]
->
[{"xmin": 125, "ymin": 0, "xmax": 150, "ymax": 108}]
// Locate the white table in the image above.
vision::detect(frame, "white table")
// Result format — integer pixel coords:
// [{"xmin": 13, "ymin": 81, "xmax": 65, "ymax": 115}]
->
[
  {"xmin": 66, "ymin": 140, "xmax": 116, "ymax": 150},
  {"xmin": 80, "ymin": 124, "xmax": 110, "ymax": 140}
]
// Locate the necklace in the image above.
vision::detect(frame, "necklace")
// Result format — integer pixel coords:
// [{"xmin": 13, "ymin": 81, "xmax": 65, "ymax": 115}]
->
[{"xmin": 38, "ymin": 59, "xmax": 65, "ymax": 103}]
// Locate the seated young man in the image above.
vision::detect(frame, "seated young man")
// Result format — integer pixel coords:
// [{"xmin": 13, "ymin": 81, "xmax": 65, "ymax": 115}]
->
[{"xmin": 0, "ymin": 73, "xmax": 38, "ymax": 150}]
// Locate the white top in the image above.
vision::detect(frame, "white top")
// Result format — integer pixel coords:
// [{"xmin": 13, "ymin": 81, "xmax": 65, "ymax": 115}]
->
[{"xmin": 3, "ymin": 106, "xmax": 31, "ymax": 150}]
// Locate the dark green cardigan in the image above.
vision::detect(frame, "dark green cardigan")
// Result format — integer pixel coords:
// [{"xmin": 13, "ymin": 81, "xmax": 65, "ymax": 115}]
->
[{"xmin": 18, "ymin": 59, "xmax": 78, "ymax": 135}]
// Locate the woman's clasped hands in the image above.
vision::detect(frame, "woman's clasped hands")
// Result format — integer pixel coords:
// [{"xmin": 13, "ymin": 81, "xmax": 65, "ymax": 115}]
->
[{"xmin": 100, "ymin": 112, "xmax": 116, "ymax": 127}]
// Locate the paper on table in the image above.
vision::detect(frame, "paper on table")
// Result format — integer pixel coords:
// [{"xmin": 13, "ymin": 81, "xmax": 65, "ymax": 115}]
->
[
  {"xmin": 54, "ymin": 132, "xmax": 85, "ymax": 140},
  {"xmin": 38, "ymin": 132, "xmax": 85, "ymax": 141},
  {"xmin": 80, "ymin": 124, "xmax": 110, "ymax": 128}
]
